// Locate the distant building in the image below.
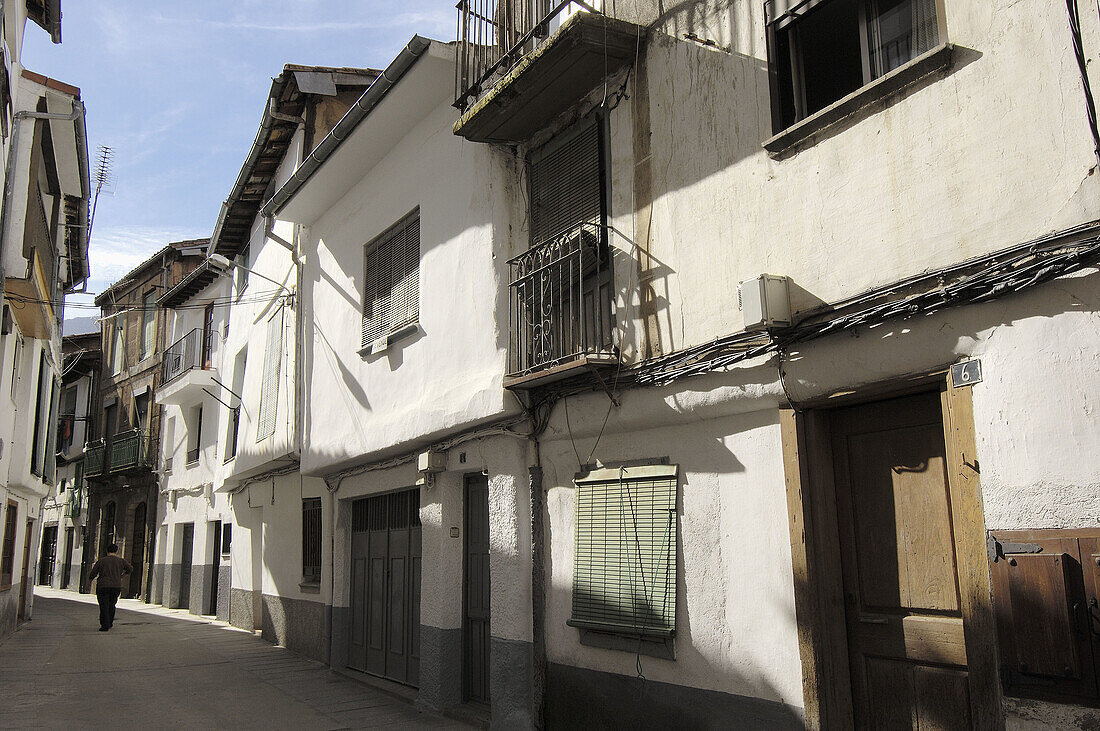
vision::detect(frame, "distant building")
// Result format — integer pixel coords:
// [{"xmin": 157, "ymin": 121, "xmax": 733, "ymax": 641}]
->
[
  {"xmin": 0, "ymin": 1, "xmax": 89, "ymax": 642},
  {"xmin": 39, "ymin": 331, "xmax": 99, "ymax": 593},
  {"xmin": 79, "ymin": 240, "xmax": 206, "ymax": 599}
]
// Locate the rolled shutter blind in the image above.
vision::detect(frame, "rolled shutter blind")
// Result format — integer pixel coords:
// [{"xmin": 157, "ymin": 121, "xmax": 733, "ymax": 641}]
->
[
  {"xmin": 361, "ymin": 210, "xmax": 420, "ymax": 347},
  {"xmin": 570, "ymin": 465, "xmax": 678, "ymax": 635},
  {"xmin": 528, "ymin": 118, "xmax": 602, "ymax": 245},
  {"xmin": 255, "ymin": 306, "xmax": 283, "ymax": 441}
]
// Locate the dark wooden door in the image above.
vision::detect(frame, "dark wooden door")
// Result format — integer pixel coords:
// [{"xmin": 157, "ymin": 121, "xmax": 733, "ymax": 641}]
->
[
  {"xmin": 18, "ymin": 519, "xmax": 33, "ymax": 619},
  {"xmin": 38, "ymin": 525, "xmax": 57, "ymax": 585},
  {"xmin": 348, "ymin": 490, "xmax": 421, "ymax": 686},
  {"xmin": 179, "ymin": 523, "xmax": 194, "ymax": 609},
  {"xmin": 61, "ymin": 527, "xmax": 74, "ymax": 588},
  {"xmin": 128, "ymin": 503, "xmax": 146, "ymax": 598},
  {"xmin": 210, "ymin": 520, "xmax": 221, "ymax": 615},
  {"xmin": 830, "ymin": 392, "xmax": 972, "ymax": 729},
  {"xmin": 464, "ymin": 474, "xmax": 491, "ymax": 703}
]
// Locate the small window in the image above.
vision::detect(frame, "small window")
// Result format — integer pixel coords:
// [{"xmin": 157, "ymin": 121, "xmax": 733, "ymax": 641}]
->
[
  {"xmin": 767, "ymin": 0, "xmax": 940, "ymax": 130},
  {"xmin": 140, "ymin": 291, "xmax": 156, "ymax": 360},
  {"xmin": 361, "ymin": 209, "xmax": 420, "ymax": 349},
  {"xmin": 110, "ymin": 321, "xmax": 124, "ymax": 375},
  {"xmin": 59, "ymin": 385, "xmax": 77, "ymax": 450},
  {"xmin": 0, "ymin": 501, "xmax": 17, "ymax": 589},
  {"xmin": 187, "ymin": 405, "xmax": 202, "ymax": 466},
  {"xmin": 302, "ymin": 498, "xmax": 322, "ymax": 584},
  {"xmin": 221, "ymin": 523, "xmax": 232, "ymax": 556},
  {"xmin": 569, "ymin": 464, "xmax": 678, "ymax": 639}
]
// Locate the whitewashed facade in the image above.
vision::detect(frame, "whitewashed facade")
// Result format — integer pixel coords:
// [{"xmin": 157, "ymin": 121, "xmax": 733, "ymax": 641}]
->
[{"xmin": 0, "ymin": 1, "xmax": 88, "ymax": 641}]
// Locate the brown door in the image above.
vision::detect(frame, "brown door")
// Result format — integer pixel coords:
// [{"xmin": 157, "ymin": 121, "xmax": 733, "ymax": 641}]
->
[
  {"xmin": 830, "ymin": 391, "xmax": 973, "ymax": 729},
  {"xmin": 18, "ymin": 519, "xmax": 33, "ymax": 620},
  {"xmin": 128, "ymin": 503, "xmax": 146, "ymax": 598},
  {"xmin": 464, "ymin": 474, "xmax": 491, "ymax": 703}
]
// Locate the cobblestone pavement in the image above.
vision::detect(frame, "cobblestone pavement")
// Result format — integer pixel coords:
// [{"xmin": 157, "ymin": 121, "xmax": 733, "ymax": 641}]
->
[{"xmin": 0, "ymin": 587, "xmax": 469, "ymax": 730}]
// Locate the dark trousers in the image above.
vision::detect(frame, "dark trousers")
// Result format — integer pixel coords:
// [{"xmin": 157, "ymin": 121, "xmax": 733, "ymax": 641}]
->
[{"xmin": 97, "ymin": 587, "xmax": 122, "ymax": 629}]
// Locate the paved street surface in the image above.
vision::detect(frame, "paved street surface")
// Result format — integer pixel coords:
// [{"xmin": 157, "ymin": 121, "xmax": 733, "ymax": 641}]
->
[{"xmin": 0, "ymin": 588, "xmax": 468, "ymax": 730}]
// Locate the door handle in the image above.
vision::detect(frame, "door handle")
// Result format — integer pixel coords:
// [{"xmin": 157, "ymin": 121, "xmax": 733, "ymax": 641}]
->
[{"xmin": 859, "ymin": 616, "xmax": 889, "ymax": 624}]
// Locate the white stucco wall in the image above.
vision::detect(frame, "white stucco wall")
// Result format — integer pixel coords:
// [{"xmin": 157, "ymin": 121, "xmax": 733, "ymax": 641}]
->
[{"xmin": 299, "ymin": 76, "xmax": 519, "ymax": 475}]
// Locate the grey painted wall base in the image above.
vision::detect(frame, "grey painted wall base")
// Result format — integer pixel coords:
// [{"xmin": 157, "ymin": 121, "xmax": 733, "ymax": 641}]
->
[
  {"xmin": 150, "ymin": 563, "xmax": 165, "ymax": 605},
  {"xmin": 329, "ymin": 605, "xmax": 349, "ymax": 670},
  {"xmin": 166, "ymin": 563, "xmax": 183, "ymax": 609},
  {"xmin": 190, "ymin": 563, "xmax": 210, "ymax": 615},
  {"xmin": 0, "ymin": 583, "xmax": 19, "ymax": 643},
  {"xmin": 216, "ymin": 565, "xmax": 231, "ymax": 621},
  {"xmin": 545, "ymin": 663, "xmax": 804, "ymax": 730},
  {"xmin": 419, "ymin": 625, "xmax": 462, "ymax": 711},
  {"xmin": 230, "ymin": 587, "xmax": 256, "ymax": 632},
  {"xmin": 260, "ymin": 593, "xmax": 328, "ymax": 662},
  {"xmin": 491, "ymin": 636, "xmax": 535, "ymax": 730}
]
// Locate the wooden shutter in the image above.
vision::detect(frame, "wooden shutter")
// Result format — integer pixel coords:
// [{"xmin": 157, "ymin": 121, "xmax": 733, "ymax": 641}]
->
[
  {"xmin": 528, "ymin": 118, "xmax": 603, "ymax": 244},
  {"xmin": 362, "ymin": 210, "xmax": 420, "ymax": 348},
  {"xmin": 569, "ymin": 464, "xmax": 678, "ymax": 636},
  {"xmin": 255, "ymin": 307, "xmax": 283, "ymax": 442}
]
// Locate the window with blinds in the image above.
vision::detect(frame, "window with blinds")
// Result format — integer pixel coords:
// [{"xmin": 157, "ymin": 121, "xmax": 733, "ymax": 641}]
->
[
  {"xmin": 528, "ymin": 117, "xmax": 604, "ymax": 245},
  {"xmin": 569, "ymin": 464, "xmax": 678, "ymax": 637},
  {"xmin": 302, "ymin": 497, "xmax": 322, "ymax": 583},
  {"xmin": 362, "ymin": 209, "xmax": 421, "ymax": 349},
  {"xmin": 255, "ymin": 307, "xmax": 284, "ymax": 442}
]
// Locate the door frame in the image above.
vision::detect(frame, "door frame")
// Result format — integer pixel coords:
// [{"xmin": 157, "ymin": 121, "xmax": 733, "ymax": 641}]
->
[{"xmin": 780, "ymin": 373, "xmax": 1002, "ymax": 730}]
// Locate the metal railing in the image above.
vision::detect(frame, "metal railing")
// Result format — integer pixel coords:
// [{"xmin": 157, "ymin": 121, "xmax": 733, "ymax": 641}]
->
[
  {"xmin": 162, "ymin": 328, "xmax": 212, "ymax": 384},
  {"xmin": 455, "ymin": 0, "xmax": 598, "ymax": 109},
  {"xmin": 508, "ymin": 221, "xmax": 614, "ymax": 377},
  {"xmin": 84, "ymin": 440, "xmax": 105, "ymax": 476}
]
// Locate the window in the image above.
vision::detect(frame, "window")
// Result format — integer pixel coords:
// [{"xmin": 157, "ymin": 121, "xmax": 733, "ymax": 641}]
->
[
  {"xmin": 187, "ymin": 405, "xmax": 202, "ymax": 466},
  {"xmin": 226, "ymin": 348, "xmax": 246, "ymax": 461},
  {"xmin": 234, "ymin": 247, "xmax": 250, "ymax": 296},
  {"xmin": 140, "ymin": 291, "xmax": 156, "ymax": 360},
  {"xmin": 569, "ymin": 464, "xmax": 678, "ymax": 640},
  {"xmin": 99, "ymin": 501, "xmax": 115, "ymax": 556},
  {"xmin": 256, "ymin": 309, "xmax": 282, "ymax": 442},
  {"xmin": 302, "ymin": 498, "xmax": 321, "ymax": 584},
  {"xmin": 0, "ymin": 501, "xmax": 17, "ymax": 589},
  {"xmin": 163, "ymin": 416, "xmax": 175, "ymax": 473},
  {"xmin": 221, "ymin": 523, "xmax": 232, "ymax": 556},
  {"xmin": 767, "ymin": 0, "xmax": 940, "ymax": 130},
  {"xmin": 110, "ymin": 321, "xmax": 124, "ymax": 375},
  {"xmin": 59, "ymin": 385, "xmax": 77, "ymax": 451},
  {"xmin": 361, "ymin": 209, "xmax": 420, "ymax": 349},
  {"xmin": 30, "ymin": 351, "xmax": 49, "ymax": 476}
]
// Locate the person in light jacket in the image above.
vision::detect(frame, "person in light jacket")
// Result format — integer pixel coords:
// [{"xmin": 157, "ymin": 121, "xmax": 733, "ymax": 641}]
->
[{"xmin": 88, "ymin": 543, "xmax": 132, "ymax": 631}]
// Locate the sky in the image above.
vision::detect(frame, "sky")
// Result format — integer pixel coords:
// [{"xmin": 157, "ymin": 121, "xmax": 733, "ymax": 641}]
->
[{"xmin": 20, "ymin": 1, "xmax": 453, "ymax": 323}]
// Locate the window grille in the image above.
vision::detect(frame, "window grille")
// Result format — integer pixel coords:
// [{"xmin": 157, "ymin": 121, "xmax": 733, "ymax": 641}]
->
[
  {"xmin": 351, "ymin": 489, "xmax": 421, "ymax": 533},
  {"xmin": 569, "ymin": 465, "xmax": 678, "ymax": 636},
  {"xmin": 361, "ymin": 209, "xmax": 420, "ymax": 348},
  {"xmin": 256, "ymin": 307, "xmax": 283, "ymax": 442},
  {"xmin": 0, "ymin": 501, "xmax": 17, "ymax": 588},
  {"xmin": 302, "ymin": 498, "xmax": 322, "ymax": 583}
]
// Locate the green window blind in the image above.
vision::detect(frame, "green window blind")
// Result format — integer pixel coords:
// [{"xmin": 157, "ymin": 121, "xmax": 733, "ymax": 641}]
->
[
  {"xmin": 569, "ymin": 464, "xmax": 678, "ymax": 637},
  {"xmin": 255, "ymin": 307, "xmax": 283, "ymax": 442}
]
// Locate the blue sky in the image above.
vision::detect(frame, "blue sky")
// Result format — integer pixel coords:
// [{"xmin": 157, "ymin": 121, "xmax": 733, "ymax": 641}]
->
[{"xmin": 21, "ymin": 1, "xmax": 452, "ymax": 320}]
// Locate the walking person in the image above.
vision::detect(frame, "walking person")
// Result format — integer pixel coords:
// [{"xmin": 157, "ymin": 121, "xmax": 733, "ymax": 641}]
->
[{"xmin": 88, "ymin": 543, "xmax": 132, "ymax": 631}]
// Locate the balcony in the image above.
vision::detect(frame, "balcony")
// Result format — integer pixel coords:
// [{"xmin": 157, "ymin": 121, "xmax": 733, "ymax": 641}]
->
[
  {"xmin": 84, "ymin": 440, "xmax": 105, "ymax": 477},
  {"xmin": 454, "ymin": 1, "xmax": 645, "ymax": 142},
  {"xmin": 157, "ymin": 328, "xmax": 218, "ymax": 405},
  {"xmin": 505, "ymin": 221, "xmax": 616, "ymax": 388}
]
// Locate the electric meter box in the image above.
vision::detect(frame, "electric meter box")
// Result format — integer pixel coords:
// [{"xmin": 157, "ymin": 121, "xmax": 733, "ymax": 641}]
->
[{"xmin": 739, "ymin": 274, "xmax": 792, "ymax": 331}]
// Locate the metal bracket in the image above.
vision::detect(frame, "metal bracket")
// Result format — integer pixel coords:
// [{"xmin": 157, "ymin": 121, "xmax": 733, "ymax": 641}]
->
[{"xmin": 987, "ymin": 534, "xmax": 1044, "ymax": 562}]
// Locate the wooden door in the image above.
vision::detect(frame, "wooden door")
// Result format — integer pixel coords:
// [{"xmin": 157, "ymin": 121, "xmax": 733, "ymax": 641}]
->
[
  {"xmin": 349, "ymin": 490, "xmax": 421, "ymax": 686},
  {"xmin": 210, "ymin": 520, "xmax": 221, "ymax": 615},
  {"xmin": 464, "ymin": 474, "xmax": 491, "ymax": 703},
  {"xmin": 18, "ymin": 519, "xmax": 33, "ymax": 619},
  {"xmin": 39, "ymin": 525, "xmax": 57, "ymax": 585},
  {"xmin": 61, "ymin": 527, "xmax": 74, "ymax": 589},
  {"xmin": 128, "ymin": 503, "xmax": 146, "ymax": 598},
  {"xmin": 830, "ymin": 392, "xmax": 973, "ymax": 729},
  {"xmin": 179, "ymin": 523, "xmax": 194, "ymax": 609}
]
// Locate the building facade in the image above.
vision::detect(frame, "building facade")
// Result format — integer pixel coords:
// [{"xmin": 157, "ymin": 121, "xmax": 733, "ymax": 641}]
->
[
  {"xmin": 39, "ymin": 331, "xmax": 98, "ymax": 593},
  {"xmin": 81, "ymin": 241, "xmax": 205, "ymax": 599},
  {"xmin": 0, "ymin": 0, "xmax": 89, "ymax": 642}
]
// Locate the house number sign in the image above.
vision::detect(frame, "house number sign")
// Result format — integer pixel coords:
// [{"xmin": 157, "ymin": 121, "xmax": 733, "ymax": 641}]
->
[{"xmin": 950, "ymin": 359, "xmax": 982, "ymax": 388}]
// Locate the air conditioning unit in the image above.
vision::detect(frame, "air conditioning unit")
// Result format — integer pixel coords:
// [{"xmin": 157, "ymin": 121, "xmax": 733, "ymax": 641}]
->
[{"xmin": 739, "ymin": 274, "xmax": 792, "ymax": 331}]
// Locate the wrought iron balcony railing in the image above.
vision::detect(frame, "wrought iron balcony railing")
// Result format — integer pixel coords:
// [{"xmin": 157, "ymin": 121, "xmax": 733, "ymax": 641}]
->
[
  {"xmin": 84, "ymin": 440, "xmax": 105, "ymax": 477},
  {"xmin": 455, "ymin": 0, "xmax": 598, "ymax": 109},
  {"xmin": 162, "ymin": 328, "xmax": 213, "ymax": 385},
  {"xmin": 507, "ymin": 221, "xmax": 614, "ymax": 381}
]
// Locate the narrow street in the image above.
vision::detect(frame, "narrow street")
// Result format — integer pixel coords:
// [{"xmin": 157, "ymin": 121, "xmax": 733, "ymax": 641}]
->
[{"xmin": 0, "ymin": 588, "xmax": 469, "ymax": 730}]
